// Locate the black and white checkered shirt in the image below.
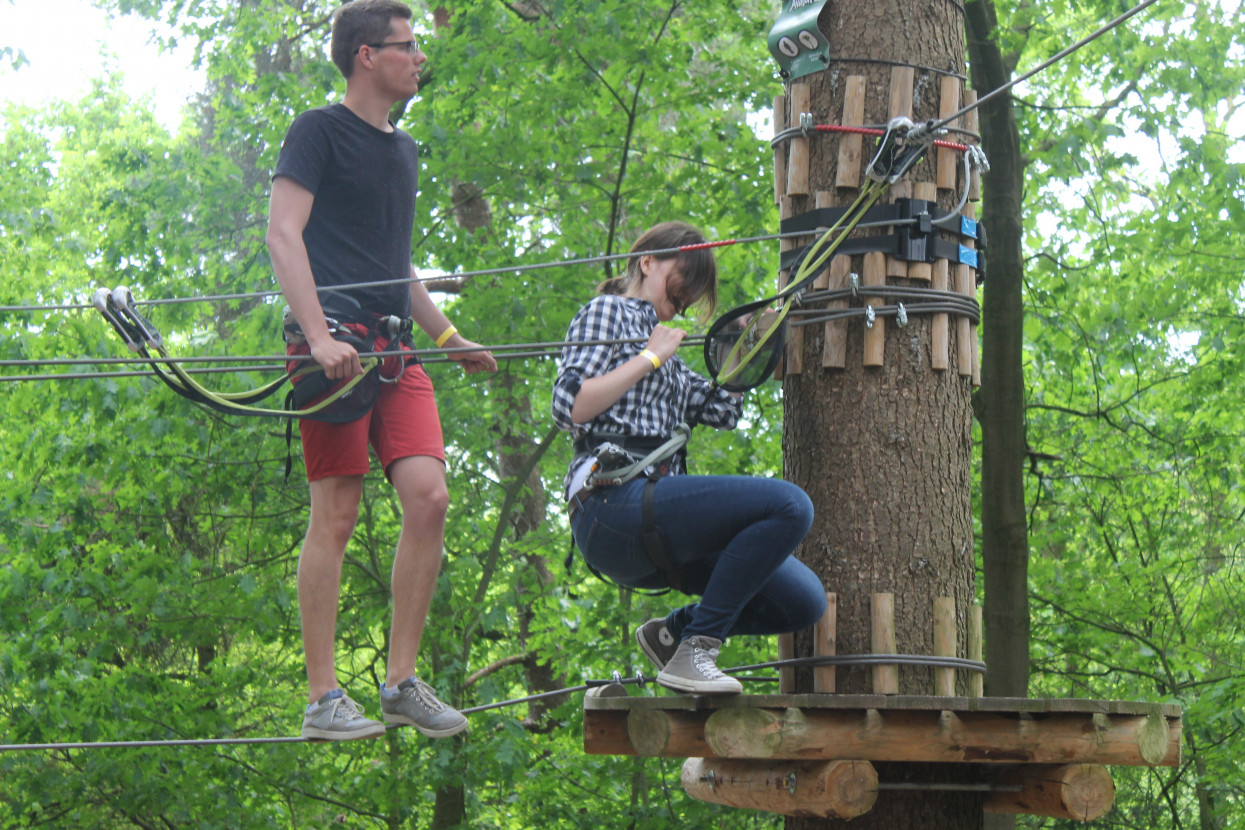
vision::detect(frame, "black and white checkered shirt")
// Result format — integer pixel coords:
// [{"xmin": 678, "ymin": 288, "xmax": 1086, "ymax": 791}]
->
[{"xmin": 553, "ymin": 295, "xmax": 740, "ymax": 488}]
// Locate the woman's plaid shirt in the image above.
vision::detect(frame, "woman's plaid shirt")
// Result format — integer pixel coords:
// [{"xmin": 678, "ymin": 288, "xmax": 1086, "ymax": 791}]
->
[{"xmin": 553, "ymin": 295, "xmax": 740, "ymax": 487}]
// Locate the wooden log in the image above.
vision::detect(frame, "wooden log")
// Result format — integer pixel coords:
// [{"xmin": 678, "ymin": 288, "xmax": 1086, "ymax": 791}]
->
[
  {"xmin": 791, "ymin": 190, "xmax": 832, "ymax": 379},
  {"xmin": 909, "ymin": 181, "xmax": 937, "ymax": 282},
  {"xmin": 955, "ymin": 260, "xmax": 973, "ymax": 378},
  {"xmin": 931, "ymin": 257, "xmax": 950, "ymax": 370},
  {"xmin": 958, "ymin": 201, "xmax": 979, "ymax": 384},
  {"xmin": 625, "ymin": 708, "xmax": 713, "ymax": 757},
  {"xmin": 583, "ymin": 706, "xmax": 637, "ymax": 757},
  {"xmin": 933, "ymin": 597, "xmax": 956, "ymax": 697},
  {"xmin": 776, "ymin": 194, "xmax": 799, "ymax": 382},
  {"xmin": 871, "ymin": 592, "xmax": 897, "ymax": 693},
  {"xmin": 835, "ymin": 76, "xmax": 867, "ymax": 189},
  {"xmin": 780, "ymin": 194, "xmax": 803, "ymax": 376},
  {"xmin": 773, "ymin": 95, "xmax": 787, "ymax": 206},
  {"xmin": 786, "ymin": 83, "xmax": 811, "ymax": 196},
  {"xmin": 863, "ymin": 251, "xmax": 887, "ymax": 368},
  {"xmin": 811, "ymin": 191, "xmax": 835, "ymax": 289},
  {"xmin": 699, "ymin": 706, "xmax": 1179, "ymax": 766},
  {"xmin": 821, "ymin": 256, "xmax": 850, "ymax": 369},
  {"xmin": 936, "ymin": 76, "xmax": 962, "ymax": 191},
  {"xmin": 984, "ymin": 764, "xmax": 1115, "ymax": 821},
  {"xmin": 813, "ymin": 592, "xmax": 837, "ymax": 693},
  {"xmin": 886, "ymin": 67, "xmax": 915, "ymax": 279},
  {"xmin": 965, "ymin": 89, "xmax": 980, "ymax": 201},
  {"xmin": 969, "ymin": 604, "xmax": 984, "ymax": 697},
  {"xmin": 682, "ymin": 758, "xmax": 878, "ymax": 819},
  {"xmin": 779, "ymin": 632, "xmax": 796, "ymax": 693}
]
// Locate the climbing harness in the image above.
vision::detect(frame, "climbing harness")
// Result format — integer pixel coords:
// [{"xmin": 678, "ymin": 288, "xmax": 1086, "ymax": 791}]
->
[{"xmin": 566, "ymin": 424, "xmax": 693, "ymax": 593}]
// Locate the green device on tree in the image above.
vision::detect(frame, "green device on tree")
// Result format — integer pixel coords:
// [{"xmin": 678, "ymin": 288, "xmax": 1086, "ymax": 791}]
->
[{"xmin": 767, "ymin": 0, "xmax": 831, "ymax": 80}]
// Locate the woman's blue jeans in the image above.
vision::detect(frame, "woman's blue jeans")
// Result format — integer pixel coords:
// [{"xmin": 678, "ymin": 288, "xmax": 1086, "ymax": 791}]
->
[{"xmin": 570, "ymin": 475, "xmax": 826, "ymax": 643}]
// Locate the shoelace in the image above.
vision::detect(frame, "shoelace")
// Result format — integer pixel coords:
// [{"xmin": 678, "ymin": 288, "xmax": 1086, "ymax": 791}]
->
[
  {"xmin": 331, "ymin": 695, "xmax": 367, "ymax": 722},
  {"xmin": 408, "ymin": 679, "xmax": 446, "ymax": 713},
  {"xmin": 691, "ymin": 644, "xmax": 728, "ymax": 679}
]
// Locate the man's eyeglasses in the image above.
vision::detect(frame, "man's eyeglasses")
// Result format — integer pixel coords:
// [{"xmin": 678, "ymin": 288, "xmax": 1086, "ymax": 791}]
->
[{"xmin": 356, "ymin": 39, "xmax": 420, "ymax": 55}]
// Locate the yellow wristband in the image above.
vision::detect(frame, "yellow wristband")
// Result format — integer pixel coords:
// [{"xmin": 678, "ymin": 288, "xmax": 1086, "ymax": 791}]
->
[
  {"xmin": 435, "ymin": 325, "xmax": 458, "ymax": 348},
  {"xmin": 640, "ymin": 349, "xmax": 663, "ymax": 370}
]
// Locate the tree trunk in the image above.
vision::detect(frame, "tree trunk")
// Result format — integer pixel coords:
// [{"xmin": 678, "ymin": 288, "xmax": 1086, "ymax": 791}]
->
[
  {"xmin": 964, "ymin": 0, "xmax": 1029, "ymax": 702},
  {"xmin": 782, "ymin": 2, "xmax": 978, "ymax": 828}
]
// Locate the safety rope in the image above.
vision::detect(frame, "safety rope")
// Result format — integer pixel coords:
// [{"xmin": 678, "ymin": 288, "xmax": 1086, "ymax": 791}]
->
[
  {"xmin": 0, "ymin": 285, "xmax": 978, "ymax": 384},
  {"xmin": 0, "ymin": 0, "xmax": 1159, "ymax": 326},
  {"xmin": 0, "ymin": 652, "xmax": 985, "ymax": 753},
  {"xmin": 0, "ymin": 231, "xmax": 791, "ymax": 316}
]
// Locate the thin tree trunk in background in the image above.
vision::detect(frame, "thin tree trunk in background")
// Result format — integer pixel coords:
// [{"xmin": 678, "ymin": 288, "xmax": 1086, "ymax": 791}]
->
[{"xmin": 965, "ymin": 0, "xmax": 1030, "ymax": 701}]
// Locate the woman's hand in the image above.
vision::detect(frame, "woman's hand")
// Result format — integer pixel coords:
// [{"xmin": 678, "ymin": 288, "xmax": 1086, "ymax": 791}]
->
[{"xmin": 647, "ymin": 324, "xmax": 687, "ymax": 364}]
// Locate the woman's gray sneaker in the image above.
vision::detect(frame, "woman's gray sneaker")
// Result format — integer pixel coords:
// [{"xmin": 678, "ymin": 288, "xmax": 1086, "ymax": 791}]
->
[
  {"xmin": 656, "ymin": 636, "xmax": 743, "ymax": 695},
  {"xmin": 635, "ymin": 618, "xmax": 678, "ymax": 670},
  {"xmin": 301, "ymin": 689, "xmax": 386, "ymax": 741},
  {"xmin": 380, "ymin": 676, "xmax": 468, "ymax": 738}
]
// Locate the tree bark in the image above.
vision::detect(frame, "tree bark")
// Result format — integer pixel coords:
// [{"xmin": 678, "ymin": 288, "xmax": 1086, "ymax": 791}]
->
[
  {"xmin": 964, "ymin": 0, "xmax": 1030, "ymax": 703},
  {"xmin": 783, "ymin": 1, "xmax": 977, "ymax": 828}
]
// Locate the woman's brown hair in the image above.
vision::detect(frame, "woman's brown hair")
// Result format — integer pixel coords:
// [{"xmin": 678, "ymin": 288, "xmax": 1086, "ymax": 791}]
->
[{"xmin": 596, "ymin": 221, "xmax": 718, "ymax": 319}]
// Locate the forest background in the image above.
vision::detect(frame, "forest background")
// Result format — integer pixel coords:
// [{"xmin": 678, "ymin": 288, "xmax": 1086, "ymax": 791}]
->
[{"xmin": 0, "ymin": 0, "xmax": 1242, "ymax": 828}]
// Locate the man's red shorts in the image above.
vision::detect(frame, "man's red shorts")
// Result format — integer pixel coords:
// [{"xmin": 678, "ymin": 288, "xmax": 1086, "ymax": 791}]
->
[{"xmin": 288, "ymin": 335, "xmax": 445, "ymax": 482}]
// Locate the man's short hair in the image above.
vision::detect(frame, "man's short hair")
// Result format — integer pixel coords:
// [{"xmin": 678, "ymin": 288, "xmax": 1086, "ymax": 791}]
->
[{"xmin": 330, "ymin": 0, "xmax": 413, "ymax": 79}]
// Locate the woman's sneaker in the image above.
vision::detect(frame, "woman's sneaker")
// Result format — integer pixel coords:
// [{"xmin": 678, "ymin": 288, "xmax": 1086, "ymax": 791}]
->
[
  {"xmin": 635, "ymin": 618, "xmax": 678, "ymax": 670},
  {"xmin": 380, "ymin": 676, "xmax": 468, "ymax": 738},
  {"xmin": 301, "ymin": 689, "xmax": 386, "ymax": 741},
  {"xmin": 656, "ymin": 636, "xmax": 743, "ymax": 695}
]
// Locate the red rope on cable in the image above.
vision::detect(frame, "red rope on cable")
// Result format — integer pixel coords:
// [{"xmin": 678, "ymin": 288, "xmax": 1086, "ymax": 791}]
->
[
  {"xmin": 679, "ymin": 239, "xmax": 737, "ymax": 251},
  {"xmin": 814, "ymin": 123, "xmax": 970, "ymax": 153}
]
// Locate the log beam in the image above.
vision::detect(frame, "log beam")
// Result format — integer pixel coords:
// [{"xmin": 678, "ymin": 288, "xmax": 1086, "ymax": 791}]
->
[
  {"xmin": 984, "ymin": 764, "xmax": 1115, "ymax": 822},
  {"xmin": 585, "ymin": 697, "xmax": 1181, "ymax": 767},
  {"xmin": 682, "ymin": 758, "xmax": 878, "ymax": 819}
]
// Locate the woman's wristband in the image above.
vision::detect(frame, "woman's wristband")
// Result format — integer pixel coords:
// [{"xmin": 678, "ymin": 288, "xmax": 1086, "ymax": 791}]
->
[
  {"xmin": 435, "ymin": 325, "xmax": 458, "ymax": 347},
  {"xmin": 640, "ymin": 349, "xmax": 663, "ymax": 370}
]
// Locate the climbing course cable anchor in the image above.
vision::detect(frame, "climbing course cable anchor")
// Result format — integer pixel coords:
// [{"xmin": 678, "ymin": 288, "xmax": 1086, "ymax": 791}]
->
[{"xmin": 866, "ymin": 117, "xmax": 944, "ymax": 184}]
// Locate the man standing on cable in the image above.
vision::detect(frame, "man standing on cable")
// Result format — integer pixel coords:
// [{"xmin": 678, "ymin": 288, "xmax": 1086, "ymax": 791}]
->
[{"xmin": 266, "ymin": 0, "xmax": 496, "ymax": 741}]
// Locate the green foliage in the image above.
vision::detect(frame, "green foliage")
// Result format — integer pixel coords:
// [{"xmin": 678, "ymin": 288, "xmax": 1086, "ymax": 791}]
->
[
  {"xmin": 1, "ymin": 1, "xmax": 785, "ymax": 827},
  {"xmin": 988, "ymin": 0, "xmax": 1245, "ymax": 826},
  {"xmin": 1, "ymin": 0, "xmax": 1242, "ymax": 827}
]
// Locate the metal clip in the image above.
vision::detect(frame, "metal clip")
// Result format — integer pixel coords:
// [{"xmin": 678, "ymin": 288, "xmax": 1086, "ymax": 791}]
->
[
  {"xmin": 969, "ymin": 144, "xmax": 991, "ymax": 173},
  {"xmin": 786, "ymin": 772, "xmax": 798, "ymax": 795},
  {"xmin": 866, "ymin": 116, "xmax": 936, "ymax": 183},
  {"xmin": 896, "ymin": 303, "xmax": 908, "ymax": 327},
  {"xmin": 849, "ymin": 272, "xmax": 860, "ymax": 298},
  {"xmin": 865, "ymin": 305, "xmax": 876, "ymax": 329},
  {"xmin": 92, "ymin": 288, "xmax": 143, "ymax": 353},
  {"xmin": 111, "ymin": 286, "xmax": 164, "ymax": 350},
  {"xmin": 611, "ymin": 670, "xmax": 624, "ymax": 685},
  {"xmin": 699, "ymin": 770, "xmax": 717, "ymax": 792},
  {"xmin": 798, "ymin": 112, "xmax": 814, "ymax": 136}
]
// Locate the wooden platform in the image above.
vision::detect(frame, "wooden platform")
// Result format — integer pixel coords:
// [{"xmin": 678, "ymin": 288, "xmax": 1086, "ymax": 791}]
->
[{"xmin": 584, "ymin": 691, "xmax": 1182, "ymax": 768}]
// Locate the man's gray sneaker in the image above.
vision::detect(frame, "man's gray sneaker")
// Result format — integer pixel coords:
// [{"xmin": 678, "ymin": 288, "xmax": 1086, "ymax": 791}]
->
[
  {"xmin": 656, "ymin": 636, "xmax": 743, "ymax": 695},
  {"xmin": 380, "ymin": 676, "xmax": 468, "ymax": 738},
  {"xmin": 301, "ymin": 689, "xmax": 386, "ymax": 741},
  {"xmin": 635, "ymin": 618, "xmax": 678, "ymax": 670}
]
